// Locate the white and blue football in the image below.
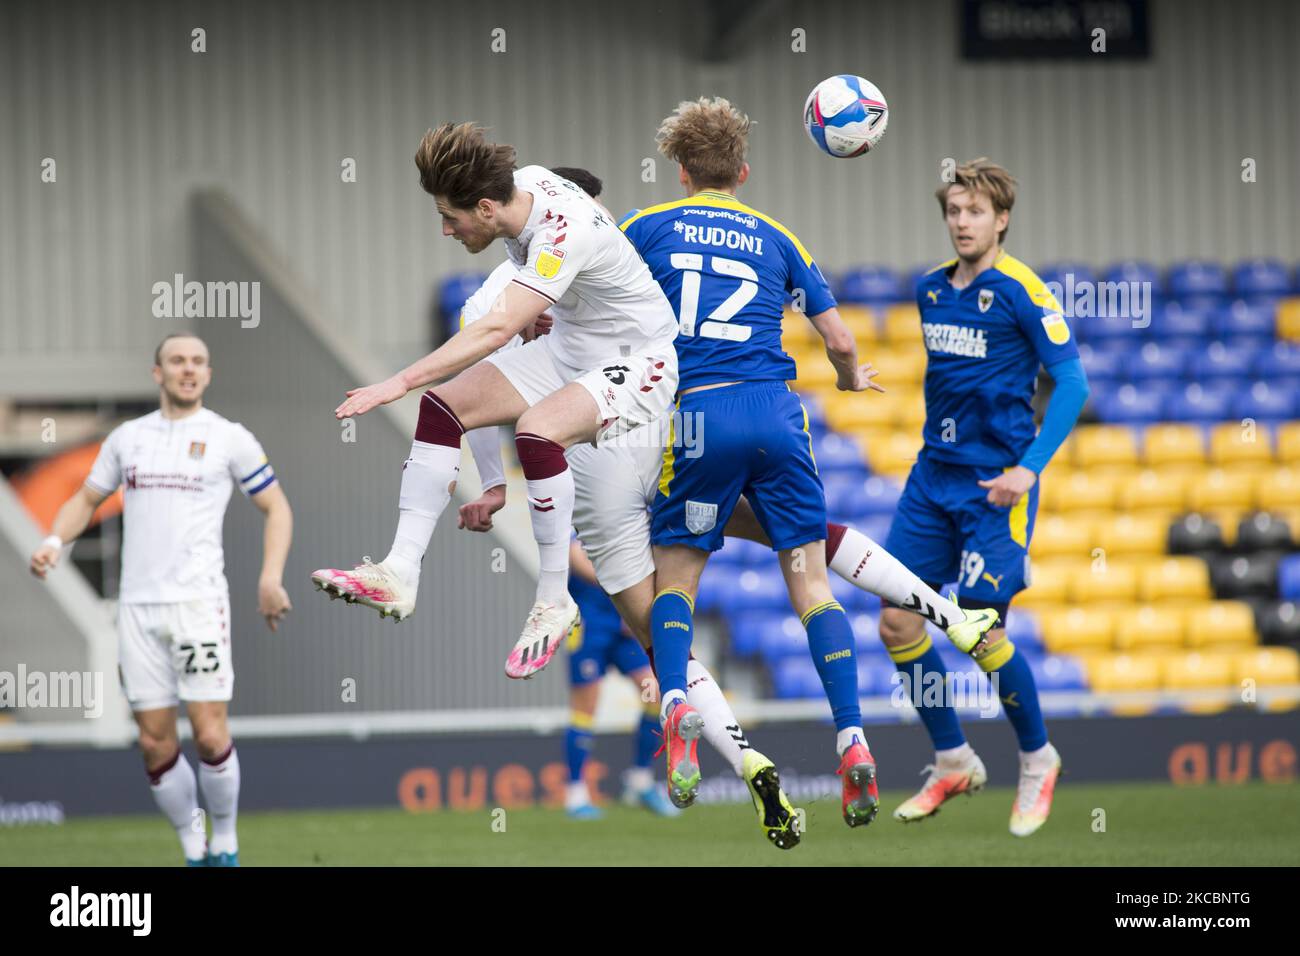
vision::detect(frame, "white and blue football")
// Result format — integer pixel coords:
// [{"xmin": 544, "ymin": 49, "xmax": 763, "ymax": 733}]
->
[{"xmin": 803, "ymin": 75, "xmax": 889, "ymax": 158}]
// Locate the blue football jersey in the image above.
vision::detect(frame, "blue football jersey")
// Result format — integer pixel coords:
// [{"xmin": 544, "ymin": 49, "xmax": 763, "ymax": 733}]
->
[
  {"xmin": 915, "ymin": 252, "xmax": 1079, "ymax": 468},
  {"xmin": 621, "ymin": 191, "xmax": 836, "ymax": 390}
]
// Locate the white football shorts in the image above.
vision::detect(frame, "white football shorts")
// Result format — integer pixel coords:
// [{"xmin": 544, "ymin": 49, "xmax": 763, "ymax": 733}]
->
[
  {"xmin": 117, "ymin": 596, "xmax": 234, "ymax": 711},
  {"xmin": 484, "ymin": 335, "xmax": 678, "ymax": 446}
]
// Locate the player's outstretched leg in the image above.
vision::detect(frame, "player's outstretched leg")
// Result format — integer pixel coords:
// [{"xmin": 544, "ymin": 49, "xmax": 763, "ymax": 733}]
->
[{"xmin": 311, "ymin": 390, "xmax": 467, "ymax": 622}]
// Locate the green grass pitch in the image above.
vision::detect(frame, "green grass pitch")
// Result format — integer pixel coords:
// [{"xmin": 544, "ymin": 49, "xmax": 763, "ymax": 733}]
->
[{"xmin": 4, "ymin": 781, "xmax": 1297, "ymax": 866}]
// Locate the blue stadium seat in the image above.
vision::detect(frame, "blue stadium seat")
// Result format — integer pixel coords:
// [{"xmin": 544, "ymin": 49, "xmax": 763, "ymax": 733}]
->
[
  {"xmin": 1102, "ymin": 260, "xmax": 1163, "ymax": 299},
  {"xmin": 1234, "ymin": 258, "xmax": 1293, "ymax": 302},
  {"xmin": 1254, "ymin": 343, "xmax": 1300, "ymax": 386},
  {"xmin": 1004, "ymin": 608, "xmax": 1044, "ymax": 653},
  {"xmin": 858, "ymin": 661, "xmax": 901, "ymax": 697},
  {"xmin": 757, "ymin": 614, "xmax": 810, "ymax": 662},
  {"xmin": 1164, "ymin": 382, "xmax": 1234, "ymax": 424},
  {"xmin": 830, "ymin": 573, "xmax": 880, "ymax": 613},
  {"xmin": 1074, "ymin": 311, "xmax": 1141, "ymax": 344},
  {"xmin": 856, "ymin": 514, "xmax": 893, "ymax": 546},
  {"xmin": 723, "ymin": 610, "xmax": 769, "ymax": 657},
  {"xmin": 1213, "ymin": 300, "xmax": 1277, "ymax": 347},
  {"xmin": 1037, "ymin": 262, "xmax": 1096, "ymax": 298},
  {"xmin": 1126, "ymin": 342, "xmax": 1189, "ymax": 382},
  {"xmin": 838, "ymin": 266, "xmax": 905, "ymax": 304},
  {"xmin": 771, "ymin": 657, "xmax": 823, "ymax": 699},
  {"xmin": 1030, "ymin": 655, "xmax": 1088, "ymax": 692},
  {"xmin": 813, "ymin": 432, "xmax": 867, "ymax": 475},
  {"xmin": 1095, "ymin": 382, "xmax": 1170, "ymax": 424},
  {"xmin": 1154, "ymin": 302, "xmax": 1213, "ymax": 347},
  {"xmin": 1189, "ymin": 342, "xmax": 1262, "ymax": 381},
  {"xmin": 905, "ymin": 265, "xmax": 937, "ymax": 298},
  {"xmin": 1278, "ymin": 555, "xmax": 1300, "ymax": 601},
  {"xmin": 1168, "ymin": 260, "xmax": 1230, "ymax": 307},
  {"xmin": 717, "ymin": 567, "xmax": 789, "ymax": 614},
  {"xmin": 826, "ymin": 474, "xmax": 901, "ymax": 518},
  {"xmin": 849, "ymin": 612, "xmax": 888, "ymax": 655},
  {"xmin": 1077, "ymin": 343, "xmax": 1126, "ymax": 385},
  {"xmin": 438, "ymin": 272, "xmax": 489, "ymax": 322},
  {"xmin": 1233, "ymin": 381, "xmax": 1297, "ymax": 424}
]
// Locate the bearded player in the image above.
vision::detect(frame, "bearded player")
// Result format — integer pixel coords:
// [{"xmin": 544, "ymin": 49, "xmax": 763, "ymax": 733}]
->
[{"xmin": 29, "ymin": 332, "xmax": 293, "ymax": 866}]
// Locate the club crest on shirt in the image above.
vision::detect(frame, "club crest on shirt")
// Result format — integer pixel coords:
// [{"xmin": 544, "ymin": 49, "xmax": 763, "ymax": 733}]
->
[
  {"xmin": 1041, "ymin": 312, "xmax": 1070, "ymax": 344},
  {"xmin": 536, "ymin": 244, "xmax": 566, "ymax": 279},
  {"xmin": 188, "ymin": 441, "xmax": 206, "ymax": 459},
  {"xmin": 685, "ymin": 500, "xmax": 718, "ymax": 534},
  {"xmin": 978, "ymin": 289, "xmax": 994, "ymax": 313}
]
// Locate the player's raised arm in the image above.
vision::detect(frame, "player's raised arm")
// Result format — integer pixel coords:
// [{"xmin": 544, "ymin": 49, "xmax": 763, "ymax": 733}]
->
[
  {"xmin": 29, "ymin": 483, "xmax": 109, "ymax": 579},
  {"xmin": 808, "ymin": 306, "xmax": 885, "ymax": 394},
  {"xmin": 335, "ymin": 282, "xmax": 547, "ymax": 419}
]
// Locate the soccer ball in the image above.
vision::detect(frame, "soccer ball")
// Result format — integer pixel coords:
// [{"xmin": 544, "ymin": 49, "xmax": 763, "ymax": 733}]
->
[{"xmin": 803, "ymin": 75, "xmax": 889, "ymax": 158}]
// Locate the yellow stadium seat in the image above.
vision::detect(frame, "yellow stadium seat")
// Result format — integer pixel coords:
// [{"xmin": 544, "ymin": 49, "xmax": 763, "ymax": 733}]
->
[
  {"xmin": 782, "ymin": 308, "xmax": 821, "ymax": 346},
  {"xmin": 882, "ymin": 304, "xmax": 922, "ymax": 345},
  {"xmin": 1186, "ymin": 468, "xmax": 1256, "ymax": 511},
  {"xmin": 1185, "ymin": 601, "xmax": 1258, "ymax": 648},
  {"xmin": 1016, "ymin": 560, "xmax": 1075, "ymax": 607},
  {"xmin": 865, "ymin": 430, "xmax": 922, "ymax": 478},
  {"xmin": 824, "ymin": 392, "xmax": 902, "ymax": 432},
  {"xmin": 1233, "ymin": 647, "xmax": 1300, "ymax": 687},
  {"xmin": 1094, "ymin": 513, "xmax": 1169, "ymax": 559},
  {"xmin": 791, "ymin": 360, "xmax": 838, "ymax": 391},
  {"xmin": 837, "ymin": 305, "xmax": 879, "ymax": 343},
  {"xmin": 1143, "ymin": 424, "xmax": 1205, "ymax": 467},
  {"xmin": 897, "ymin": 393, "xmax": 928, "ymax": 431},
  {"xmin": 1209, "ymin": 423, "xmax": 1275, "ymax": 468},
  {"xmin": 1073, "ymin": 425, "xmax": 1139, "ymax": 469},
  {"xmin": 1116, "ymin": 469, "xmax": 1188, "ymax": 513},
  {"xmin": 1236, "ymin": 646, "xmax": 1300, "ymax": 712},
  {"xmin": 1030, "ymin": 514, "xmax": 1095, "ymax": 560},
  {"xmin": 1070, "ymin": 559, "xmax": 1140, "ymax": 605},
  {"xmin": 1087, "ymin": 654, "xmax": 1163, "ymax": 714},
  {"xmin": 1161, "ymin": 652, "xmax": 1237, "ymax": 712},
  {"xmin": 1257, "ymin": 467, "xmax": 1300, "ymax": 510},
  {"xmin": 1037, "ymin": 605, "xmax": 1114, "ymax": 654},
  {"xmin": 1114, "ymin": 605, "xmax": 1185, "ymax": 652},
  {"xmin": 869, "ymin": 347, "xmax": 927, "ymax": 385},
  {"xmin": 1276, "ymin": 423, "xmax": 1300, "ymax": 464},
  {"xmin": 1139, "ymin": 557, "xmax": 1212, "ymax": 603},
  {"xmin": 1276, "ymin": 297, "xmax": 1300, "ymax": 342},
  {"xmin": 1051, "ymin": 470, "xmax": 1119, "ymax": 513}
]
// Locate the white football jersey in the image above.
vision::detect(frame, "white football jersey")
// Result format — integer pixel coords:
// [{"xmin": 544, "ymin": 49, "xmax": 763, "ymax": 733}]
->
[
  {"xmin": 504, "ymin": 165, "xmax": 679, "ymax": 370},
  {"xmin": 85, "ymin": 408, "xmax": 276, "ymax": 604}
]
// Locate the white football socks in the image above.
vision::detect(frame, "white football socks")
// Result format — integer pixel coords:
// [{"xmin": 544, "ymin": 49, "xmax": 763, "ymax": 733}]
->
[
  {"xmin": 385, "ymin": 440, "xmax": 460, "ymax": 584},
  {"xmin": 685, "ymin": 659, "xmax": 750, "ymax": 778},
  {"xmin": 565, "ymin": 780, "xmax": 591, "ymax": 809},
  {"xmin": 936, "ymin": 742, "xmax": 976, "ymax": 770},
  {"xmin": 198, "ymin": 747, "xmax": 241, "ymax": 856},
  {"xmin": 836, "ymin": 726, "xmax": 868, "ymax": 757},
  {"xmin": 830, "ymin": 526, "xmax": 965, "ymax": 629},
  {"xmin": 523, "ymin": 467, "xmax": 576, "ymax": 605},
  {"xmin": 149, "ymin": 753, "xmax": 207, "ymax": 860}
]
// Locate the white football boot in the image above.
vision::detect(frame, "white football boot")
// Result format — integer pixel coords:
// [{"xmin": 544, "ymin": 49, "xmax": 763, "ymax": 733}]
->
[
  {"xmin": 893, "ymin": 750, "xmax": 988, "ymax": 822},
  {"xmin": 504, "ymin": 596, "xmax": 579, "ymax": 679},
  {"xmin": 1010, "ymin": 744, "xmax": 1062, "ymax": 837},
  {"xmin": 311, "ymin": 557, "xmax": 416, "ymax": 622}
]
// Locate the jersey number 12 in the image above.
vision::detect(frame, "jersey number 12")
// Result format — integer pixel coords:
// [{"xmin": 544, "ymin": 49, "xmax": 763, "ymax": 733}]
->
[{"xmin": 670, "ymin": 253, "xmax": 756, "ymax": 342}]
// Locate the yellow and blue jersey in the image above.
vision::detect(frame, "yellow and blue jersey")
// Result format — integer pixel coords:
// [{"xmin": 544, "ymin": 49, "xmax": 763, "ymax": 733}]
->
[
  {"xmin": 620, "ymin": 191, "xmax": 836, "ymax": 390},
  {"xmin": 916, "ymin": 251, "xmax": 1079, "ymax": 468}
]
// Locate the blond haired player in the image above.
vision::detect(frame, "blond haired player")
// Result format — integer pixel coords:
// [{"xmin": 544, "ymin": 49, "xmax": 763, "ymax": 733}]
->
[{"xmin": 30, "ymin": 332, "xmax": 293, "ymax": 865}]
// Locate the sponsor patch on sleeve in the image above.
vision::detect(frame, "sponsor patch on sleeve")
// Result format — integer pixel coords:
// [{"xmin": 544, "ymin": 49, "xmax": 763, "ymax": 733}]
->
[
  {"xmin": 1041, "ymin": 312, "xmax": 1070, "ymax": 345},
  {"xmin": 535, "ymin": 243, "xmax": 566, "ymax": 279}
]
